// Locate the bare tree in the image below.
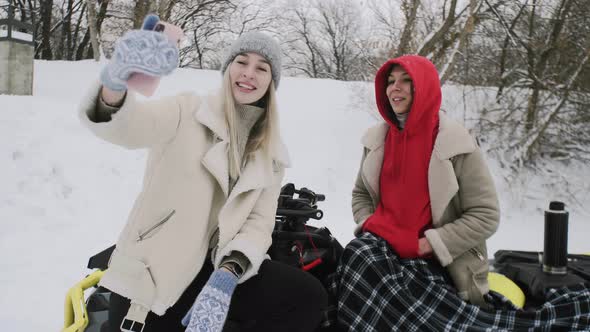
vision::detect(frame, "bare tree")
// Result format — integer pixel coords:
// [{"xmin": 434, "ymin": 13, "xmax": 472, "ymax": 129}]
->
[
  {"xmin": 174, "ymin": 0, "xmax": 235, "ymax": 69},
  {"xmin": 86, "ymin": 0, "xmax": 100, "ymax": 60},
  {"xmin": 366, "ymin": 0, "xmax": 491, "ymax": 83},
  {"xmin": 438, "ymin": 0, "xmax": 484, "ymax": 84},
  {"xmin": 394, "ymin": 0, "xmax": 420, "ymax": 57},
  {"xmin": 477, "ymin": 0, "xmax": 590, "ymax": 167},
  {"xmin": 415, "ymin": 0, "xmax": 461, "ymax": 59},
  {"xmin": 132, "ymin": 0, "xmax": 180, "ymax": 27},
  {"xmin": 281, "ymin": 5, "xmax": 323, "ymax": 77},
  {"xmin": 132, "ymin": 0, "xmax": 150, "ymax": 28},
  {"xmin": 226, "ymin": 0, "xmax": 275, "ymax": 36},
  {"xmin": 282, "ymin": 0, "xmax": 366, "ymax": 80},
  {"xmin": 76, "ymin": 0, "xmax": 108, "ymax": 60},
  {"xmin": 39, "ymin": 0, "xmax": 53, "ymax": 59}
]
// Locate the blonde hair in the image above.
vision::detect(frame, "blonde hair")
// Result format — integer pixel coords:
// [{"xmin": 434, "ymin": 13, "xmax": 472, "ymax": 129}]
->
[{"xmin": 221, "ymin": 69, "xmax": 280, "ymax": 179}]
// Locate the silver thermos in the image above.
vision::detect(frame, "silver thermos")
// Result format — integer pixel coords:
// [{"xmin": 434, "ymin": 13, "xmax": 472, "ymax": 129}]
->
[{"xmin": 542, "ymin": 201, "xmax": 569, "ymax": 275}]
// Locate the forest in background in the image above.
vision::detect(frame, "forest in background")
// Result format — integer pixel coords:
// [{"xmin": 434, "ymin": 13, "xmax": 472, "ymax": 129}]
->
[{"xmin": 2, "ymin": 0, "xmax": 589, "ymax": 181}]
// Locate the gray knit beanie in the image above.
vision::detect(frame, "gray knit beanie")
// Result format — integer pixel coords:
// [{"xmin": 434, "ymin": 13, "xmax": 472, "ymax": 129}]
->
[{"xmin": 220, "ymin": 32, "xmax": 282, "ymax": 89}]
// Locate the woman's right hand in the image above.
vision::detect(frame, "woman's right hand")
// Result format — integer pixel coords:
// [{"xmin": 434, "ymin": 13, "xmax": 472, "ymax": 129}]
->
[
  {"xmin": 99, "ymin": 28, "xmax": 179, "ymax": 93},
  {"xmin": 418, "ymin": 237, "xmax": 433, "ymax": 258}
]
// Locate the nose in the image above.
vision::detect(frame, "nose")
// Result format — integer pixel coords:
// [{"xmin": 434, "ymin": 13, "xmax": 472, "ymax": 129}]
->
[{"xmin": 242, "ymin": 65, "xmax": 256, "ymax": 79}]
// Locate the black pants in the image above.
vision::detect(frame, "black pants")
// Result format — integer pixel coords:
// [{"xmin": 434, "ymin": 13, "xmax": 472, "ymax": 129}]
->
[{"xmin": 109, "ymin": 259, "xmax": 328, "ymax": 332}]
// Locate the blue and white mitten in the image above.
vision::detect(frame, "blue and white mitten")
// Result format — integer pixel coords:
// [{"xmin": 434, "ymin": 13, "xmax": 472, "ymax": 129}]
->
[
  {"xmin": 100, "ymin": 22, "xmax": 179, "ymax": 91},
  {"xmin": 182, "ymin": 269, "xmax": 238, "ymax": 332}
]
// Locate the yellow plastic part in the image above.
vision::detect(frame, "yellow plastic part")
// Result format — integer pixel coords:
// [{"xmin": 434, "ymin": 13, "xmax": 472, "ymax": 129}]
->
[
  {"xmin": 62, "ymin": 270, "xmax": 105, "ymax": 332},
  {"xmin": 488, "ymin": 272, "xmax": 526, "ymax": 309}
]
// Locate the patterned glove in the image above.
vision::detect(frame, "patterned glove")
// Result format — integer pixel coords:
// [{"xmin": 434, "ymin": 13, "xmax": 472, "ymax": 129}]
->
[
  {"xmin": 182, "ymin": 269, "xmax": 239, "ymax": 332},
  {"xmin": 100, "ymin": 26, "xmax": 179, "ymax": 91}
]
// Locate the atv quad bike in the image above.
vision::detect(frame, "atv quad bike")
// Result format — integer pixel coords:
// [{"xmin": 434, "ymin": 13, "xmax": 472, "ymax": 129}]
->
[
  {"xmin": 62, "ymin": 187, "xmax": 589, "ymax": 332},
  {"xmin": 62, "ymin": 183, "xmax": 342, "ymax": 332}
]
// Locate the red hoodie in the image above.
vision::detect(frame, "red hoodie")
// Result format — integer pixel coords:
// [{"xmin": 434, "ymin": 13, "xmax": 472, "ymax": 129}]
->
[{"xmin": 362, "ymin": 55, "xmax": 441, "ymax": 258}]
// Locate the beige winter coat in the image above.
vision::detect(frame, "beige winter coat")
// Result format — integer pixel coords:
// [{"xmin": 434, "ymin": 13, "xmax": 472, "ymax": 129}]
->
[
  {"xmin": 352, "ymin": 112, "xmax": 499, "ymax": 307},
  {"xmin": 78, "ymin": 82, "xmax": 290, "ymax": 316}
]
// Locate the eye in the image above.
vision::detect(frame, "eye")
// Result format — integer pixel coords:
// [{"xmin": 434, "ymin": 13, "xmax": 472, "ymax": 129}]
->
[
  {"xmin": 387, "ymin": 80, "xmax": 395, "ymax": 85},
  {"xmin": 237, "ymin": 60, "xmax": 247, "ymax": 65},
  {"xmin": 257, "ymin": 66, "xmax": 268, "ymax": 72}
]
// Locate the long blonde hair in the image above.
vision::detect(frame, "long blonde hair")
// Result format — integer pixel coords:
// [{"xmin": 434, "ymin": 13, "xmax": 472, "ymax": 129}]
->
[{"xmin": 221, "ymin": 68, "xmax": 280, "ymax": 179}]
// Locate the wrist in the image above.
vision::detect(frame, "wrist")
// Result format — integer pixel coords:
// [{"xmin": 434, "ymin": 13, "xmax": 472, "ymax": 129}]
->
[
  {"xmin": 100, "ymin": 86, "xmax": 126, "ymax": 107},
  {"xmin": 220, "ymin": 262, "xmax": 243, "ymax": 279}
]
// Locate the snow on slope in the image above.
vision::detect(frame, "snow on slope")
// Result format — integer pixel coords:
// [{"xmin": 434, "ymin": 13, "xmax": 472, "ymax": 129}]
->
[{"xmin": 0, "ymin": 60, "xmax": 588, "ymax": 331}]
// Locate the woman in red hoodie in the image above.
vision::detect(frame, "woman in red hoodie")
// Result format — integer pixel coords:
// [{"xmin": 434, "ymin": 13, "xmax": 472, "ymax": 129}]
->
[{"xmin": 331, "ymin": 55, "xmax": 590, "ymax": 331}]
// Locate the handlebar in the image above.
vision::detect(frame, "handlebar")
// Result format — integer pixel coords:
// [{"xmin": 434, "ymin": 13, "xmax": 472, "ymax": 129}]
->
[{"xmin": 276, "ymin": 208, "xmax": 324, "ymax": 220}]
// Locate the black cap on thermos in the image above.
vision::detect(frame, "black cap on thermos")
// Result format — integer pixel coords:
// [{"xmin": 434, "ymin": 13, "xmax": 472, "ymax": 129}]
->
[{"xmin": 542, "ymin": 201, "xmax": 569, "ymax": 275}]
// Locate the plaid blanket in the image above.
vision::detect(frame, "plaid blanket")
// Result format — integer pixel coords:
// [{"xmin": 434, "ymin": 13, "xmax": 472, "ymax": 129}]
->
[{"xmin": 326, "ymin": 232, "xmax": 590, "ymax": 331}]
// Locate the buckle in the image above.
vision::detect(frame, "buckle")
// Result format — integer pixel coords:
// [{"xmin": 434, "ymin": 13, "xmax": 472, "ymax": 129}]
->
[
  {"xmin": 120, "ymin": 302, "xmax": 149, "ymax": 332},
  {"xmin": 120, "ymin": 318, "xmax": 145, "ymax": 332}
]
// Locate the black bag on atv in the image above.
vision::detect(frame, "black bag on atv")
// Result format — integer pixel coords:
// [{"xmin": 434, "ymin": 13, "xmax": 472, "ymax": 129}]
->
[
  {"xmin": 492, "ymin": 201, "xmax": 590, "ymax": 309},
  {"xmin": 62, "ymin": 183, "xmax": 343, "ymax": 332}
]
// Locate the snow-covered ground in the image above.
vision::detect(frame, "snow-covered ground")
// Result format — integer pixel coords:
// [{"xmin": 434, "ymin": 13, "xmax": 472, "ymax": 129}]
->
[{"xmin": 1, "ymin": 60, "xmax": 588, "ymax": 331}]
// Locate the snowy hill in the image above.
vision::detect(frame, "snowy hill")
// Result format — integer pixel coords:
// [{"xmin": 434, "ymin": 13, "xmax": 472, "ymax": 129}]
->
[{"xmin": 1, "ymin": 60, "xmax": 588, "ymax": 331}]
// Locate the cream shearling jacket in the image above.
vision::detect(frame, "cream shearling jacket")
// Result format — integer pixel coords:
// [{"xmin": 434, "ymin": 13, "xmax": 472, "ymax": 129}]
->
[
  {"xmin": 352, "ymin": 112, "xmax": 499, "ymax": 306},
  {"xmin": 78, "ymin": 82, "xmax": 290, "ymax": 316}
]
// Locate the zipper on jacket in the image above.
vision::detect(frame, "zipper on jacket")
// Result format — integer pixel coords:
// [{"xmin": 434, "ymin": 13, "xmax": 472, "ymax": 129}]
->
[
  {"xmin": 136, "ymin": 210, "xmax": 176, "ymax": 242},
  {"xmin": 469, "ymin": 248, "xmax": 485, "ymax": 261}
]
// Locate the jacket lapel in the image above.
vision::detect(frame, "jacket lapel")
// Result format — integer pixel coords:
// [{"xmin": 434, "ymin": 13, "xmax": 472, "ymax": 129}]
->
[
  {"xmin": 361, "ymin": 123, "xmax": 388, "ymax": 203},
  {"xmin": 229, "ymin": 140, "xmax": 291, "ymax": 202},
  {"xmin": 359, "ymin": 114, "xmax": 477, "ymax": 226},
  {"xmin": 428, "ymin": 157, "xmax": 457, "ymax": 226},
  {"xmin": 219, "ymin": 137, "xmax": 290, "ymax": 248},
  {"xmin": 195, "ymin": 92, "xmax": 292, "ymax": 209},
  {"xmin": 195, "ymin": 94, "xmax": 230, "ymax": 198},
  {"xmin": 229, "ymin": 150, "xmax": 271, "ymax": 201},
  {"xmin": 429, "ymin": 113, "xmax": 477, "ymax": 225}
]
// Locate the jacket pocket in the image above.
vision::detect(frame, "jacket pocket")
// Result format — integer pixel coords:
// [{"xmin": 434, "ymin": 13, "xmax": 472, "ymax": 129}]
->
[
  {"xmin": 446, "ymin": 247, "xmax": 488, "ymax": 303},
  {"xmin": 468, "ymin": 262, "xmax": 491, "ymax": 308},
  {"xmin": 137, "ymin": 209, "xmax": 176, "ymax": 242},
  {"xmin": 447, "ymin": 252, "xmax": 472, "ymax": 300}
]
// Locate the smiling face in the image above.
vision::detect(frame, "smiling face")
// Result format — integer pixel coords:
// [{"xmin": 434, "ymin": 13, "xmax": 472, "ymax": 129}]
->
[
  {"xmin": 386, "ymin": 65, "xmax": 413, "ymax": 114},
  {"xmin": 228, "ymin": 52, "xmax": 273, "ymax": 105}
]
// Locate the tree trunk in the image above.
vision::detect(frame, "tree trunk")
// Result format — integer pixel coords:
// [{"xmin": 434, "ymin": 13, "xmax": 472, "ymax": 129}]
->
[
  {"xmin": 75, "ymin": 29, "xmax": 90, "ymax": 60},
  {"xmin": 133, "ymin": 0, "xmax": 151, "ymax": 29},
  {"xmin": 157, "ymin": 0, "xmax": 176, "ymax": 21},
  {"xmin": 75, "ymin": 0, "xmax": 107, "ymax": 60},
  {"xmin": 65, "ymin": 0, "xmax": 74, "ymax": 60},
  {"xmin": 96, "ymin": 0, "xmax": 109, "ymax": 34},
  {"xmin": 86, "ymin": 0, "xmax": 100, "ymax": 61},
  {"xmin": 525, "ymin": 82, "xmax": 540, "ymax": 131},
  {"xmin": 40, "ymin": 0, "xmax": 54, "ymax": 59},
  {"xmin": 72, "ymin": 3, "xmax": 87, "ymax": 54},
  {"xmin": 524, "ymin": 0, "xmax": 572, "ymax": 132},
  {"xmin": 439, "ymin": 0, "xmax": 481, "ymax": 85},
  {"xmin": 496, "ymin": 2, "xmax": 527, "ymax": 100},
  {"xmin": 416, "ymin": 0, "xmax": 458, "ymax": 58},
  {"xmin": 56, "ymin": 7, "xmax": 65, "ymax": 59},
  {"xmin": 393, "ymin": 0, "xmax": 420, "ymax": 57}
]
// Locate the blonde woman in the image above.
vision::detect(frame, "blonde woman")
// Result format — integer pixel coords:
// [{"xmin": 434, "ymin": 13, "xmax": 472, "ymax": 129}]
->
[{"xmin": 79, "ymin": 29, "xmax": 327, "ymax": 332}]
